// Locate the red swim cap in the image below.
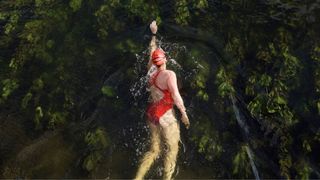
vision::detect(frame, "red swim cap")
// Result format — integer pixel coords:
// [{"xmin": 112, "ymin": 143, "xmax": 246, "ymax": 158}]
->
[{"xmin": 152, "ymin": 48, "xmax": 166, "ymax": 65}]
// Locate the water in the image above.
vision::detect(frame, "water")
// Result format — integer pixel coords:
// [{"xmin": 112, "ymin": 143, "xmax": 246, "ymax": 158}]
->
[
  {"xmin": 246, "ymin": 146, "xmax": 260, "ymax": 180},
  {"xmin": 231, "ymin": 94, "xmax": 260, "ymax": 180},
  {"xmin": 1, "ymin": 0, "xmax": 319, "ymax": 179}
]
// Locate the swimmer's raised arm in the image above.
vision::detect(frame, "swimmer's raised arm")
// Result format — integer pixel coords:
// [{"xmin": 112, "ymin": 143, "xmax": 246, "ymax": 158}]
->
[
  {"xmin": 167, "ymin": 71, "xmax": 190, "ymax": 129},
  {"xmin": 148, "ymin": 20, "xmax": 158, "ymax": 70}
]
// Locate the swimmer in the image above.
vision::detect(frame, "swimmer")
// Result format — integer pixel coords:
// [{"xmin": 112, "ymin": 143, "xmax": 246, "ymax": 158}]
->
[{"xmin": 135, "ymin": 20, "xmax": 190, "ymax": 180}]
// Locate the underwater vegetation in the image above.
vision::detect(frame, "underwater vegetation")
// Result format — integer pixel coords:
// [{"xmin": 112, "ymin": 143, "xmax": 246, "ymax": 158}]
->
[{"xmin": 0, "ymin": 0, "xmax": 319, "ymax": 179}]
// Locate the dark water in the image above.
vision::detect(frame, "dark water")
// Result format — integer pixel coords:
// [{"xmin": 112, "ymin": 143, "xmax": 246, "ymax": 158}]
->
[{"xmin": 1, "ymin": 0, "xmax": 320, "ymax": 179}]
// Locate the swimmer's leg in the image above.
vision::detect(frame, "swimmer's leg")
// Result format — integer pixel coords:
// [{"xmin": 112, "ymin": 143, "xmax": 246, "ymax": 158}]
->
[
  {"xmin": 163, "ymin": 118, "xmax": 180, "ymax": 180},
  {"xmin": 135, "ymin": 122, "xmax": 161, "ymax": 180}
]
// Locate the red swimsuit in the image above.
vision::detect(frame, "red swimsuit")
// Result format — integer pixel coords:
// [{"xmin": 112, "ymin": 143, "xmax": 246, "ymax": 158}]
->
[{"xmin": 146, "ymin": 70, "xmax": 174, "ymax": 125}]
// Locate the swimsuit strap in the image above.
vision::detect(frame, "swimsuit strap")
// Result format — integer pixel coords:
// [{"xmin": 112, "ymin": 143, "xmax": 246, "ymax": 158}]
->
[
  {"xmin": 151, "ymin": 70, "xmax": 167, "ymax": 92},
  {"xmin": 149, "ymin": 70, "xmax": 160, "ymax": 86}
]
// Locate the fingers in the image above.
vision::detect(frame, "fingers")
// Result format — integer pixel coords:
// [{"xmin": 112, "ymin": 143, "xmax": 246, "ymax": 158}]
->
[
  {"xmin": 150, "ymin": 20, "xmax": 157, "ymax": 34},
  {"xmin": 150, "ymin": 20, "xmax": 156, "ymax": 27},
  {"xmin": 182, "ymin": 116, "xmax": 190, "ymax": 129},
  {"xmin": 185, "ymin": 121, "xmax": 190, "ymax": 129}
]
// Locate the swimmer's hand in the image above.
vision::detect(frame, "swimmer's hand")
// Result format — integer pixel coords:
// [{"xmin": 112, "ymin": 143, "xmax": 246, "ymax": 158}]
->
[
  {"xmin": 150, "ymin": 20, "xmax": 158, "ymax": 34},
  {"xmin": 181, "ymin": 113, "xmax": 190, "ymax": 129}
]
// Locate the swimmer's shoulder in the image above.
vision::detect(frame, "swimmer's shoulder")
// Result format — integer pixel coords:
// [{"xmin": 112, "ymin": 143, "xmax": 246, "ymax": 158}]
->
[
  {"xmin": 162, "ymin": 70, "xmax": 176, "ymax": 80},
  {"xmin": 164, "ymin": 70, "xmax": 176, "ymax": 77},
  {"xmin": 163, "ymin": 70, "xmax": 176, "ymax": 76}
]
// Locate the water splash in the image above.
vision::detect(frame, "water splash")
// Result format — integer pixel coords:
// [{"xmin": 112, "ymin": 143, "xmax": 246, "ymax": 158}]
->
[
  {"xmin": 231, "ymin": 95, "xmax": 260, "ymax": 180},
  {"xmin": 129, "ymin": 49, "xmax": 155, "ymax": 103},
  {"xmin": 245, "ymin": 145, "xmax": 261, "ymax": 180},
  {"xmin": 231, "ymin": 95, "xmax": 249, "ymax": 135}
]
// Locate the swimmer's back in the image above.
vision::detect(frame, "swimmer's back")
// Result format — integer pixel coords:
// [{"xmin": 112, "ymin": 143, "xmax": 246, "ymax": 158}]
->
[{"xmin": 153, "ymin": 70, "xmax": 175, "ymax": 91}]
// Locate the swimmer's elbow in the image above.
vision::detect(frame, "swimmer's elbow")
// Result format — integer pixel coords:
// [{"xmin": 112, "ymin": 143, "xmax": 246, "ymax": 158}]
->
[
  {"xmin": 171, "ymin": 92, "xmax": 180, "ymax": 100},
  {"xmin": 172, "ymin": 93, "xmax": 184, "ymax": 106}
]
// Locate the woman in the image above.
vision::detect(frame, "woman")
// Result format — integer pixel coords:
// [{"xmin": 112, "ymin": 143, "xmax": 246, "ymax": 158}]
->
[{"xmin": 135, "ymin": 21, "xmax": 190, "ymax": 180}]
